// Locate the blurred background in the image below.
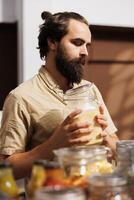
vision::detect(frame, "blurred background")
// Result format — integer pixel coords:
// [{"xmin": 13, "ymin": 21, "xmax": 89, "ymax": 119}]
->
[{"xmin": 0, "ymin": 0, "xmax": 134, "ymax": 139}]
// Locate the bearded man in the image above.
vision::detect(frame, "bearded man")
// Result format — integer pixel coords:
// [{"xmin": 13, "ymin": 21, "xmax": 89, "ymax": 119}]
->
[{"xmin": 0, "ymin": 11, "xmax": 118, "ymax": 179}]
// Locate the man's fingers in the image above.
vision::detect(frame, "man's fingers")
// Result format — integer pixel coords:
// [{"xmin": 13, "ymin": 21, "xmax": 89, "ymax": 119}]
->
[
  {"xmin": 99, "ymin": 105, "xmax": 104, "ymax": 115},
  {"xmin": 64, "ymin": 121, "xmax": 91, "ymax": 133},
  {"xmin": 69, "ymin": 134, "xmax": 91, "ymax": 144},
  {"xmin": 63, "ymin": 109, "xmax": 82, "ymax": 124},
  {"xmin": 97, "ymin": 118, "xmax": 108, "ymax": 129},
  {"xmin": 68, "ymin": 126, "xmax": 93, "ymax": 139}
]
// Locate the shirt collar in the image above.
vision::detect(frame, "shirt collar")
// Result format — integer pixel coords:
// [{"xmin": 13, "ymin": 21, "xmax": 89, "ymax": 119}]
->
[
  {"xmin": 38, "ymin": 65, "xmax": 85, "ymax": 93},
  {"xmin": 39, "ymin": 65, "xmax": 62, "ymax": 92}
]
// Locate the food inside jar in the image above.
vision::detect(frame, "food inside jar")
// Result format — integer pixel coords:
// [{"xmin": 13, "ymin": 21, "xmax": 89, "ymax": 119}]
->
[{"xmin": 73, "ymin": 110, "xmax": 103, "ymax": 145}]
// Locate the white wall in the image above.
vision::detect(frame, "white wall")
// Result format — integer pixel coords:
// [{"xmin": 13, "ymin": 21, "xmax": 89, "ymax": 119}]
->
[
  {"xmin": 52, "ymin": 0, "xmax": 134, "ymax": 27},
  {"xmin": 0, "ymin": 0, "xmax": 17, "ymax": 22},
  {"xmin": 0, "ymin": 0, "xmax": 134, "ymax": 82},
  {"xmin": 17, "ymin": 0, "xmax": 53, "ymax": 82},
  {"xmin": 0, "ymin": 0, "xmax": 2, "ymax": 20},
  {"xmin": 15, "ymin": 0, "xmax": 23, "ymax": 83}
]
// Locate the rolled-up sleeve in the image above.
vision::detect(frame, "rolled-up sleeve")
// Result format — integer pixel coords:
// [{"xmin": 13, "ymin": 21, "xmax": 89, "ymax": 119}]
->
[{"xmin": 0, "ymin": 93, "xmax": 30, "ymax": 155}]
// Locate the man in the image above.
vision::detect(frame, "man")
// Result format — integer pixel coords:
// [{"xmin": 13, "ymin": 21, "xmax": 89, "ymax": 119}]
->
[{"xmin": 0, "ymin": 11, "xmax": 118, "ymax": 179}]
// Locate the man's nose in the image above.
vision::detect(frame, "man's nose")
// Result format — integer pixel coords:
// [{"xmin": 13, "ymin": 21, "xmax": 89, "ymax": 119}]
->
[{"xmin": 80, "ymin": 46, "xmax": 88, "ymax": 56}]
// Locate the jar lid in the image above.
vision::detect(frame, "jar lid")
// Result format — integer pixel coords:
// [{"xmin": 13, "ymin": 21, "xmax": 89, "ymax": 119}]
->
[
  {"xmin": 65, "ymin": 83, "xmax": 93, "ymax": 96},
  {"xmin": 35, "ymin": 187, "xmax": 85, "ymax": 200},
  {"xmin": 64, "ymin": 83, "xmax": 95, "ymax": 102},
  {"xmin": 33, "ymin": 160, "xmax": 60, "ymax": 169},
  {"xmin": 54, "ymin": 146, "xmax": 107, "ymax": 161}
]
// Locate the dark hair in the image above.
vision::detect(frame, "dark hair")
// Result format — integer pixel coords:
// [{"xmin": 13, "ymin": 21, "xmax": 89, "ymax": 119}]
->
[{"xmin": 37, "ymin": 11, "xmax": 89, "ymax": 59}]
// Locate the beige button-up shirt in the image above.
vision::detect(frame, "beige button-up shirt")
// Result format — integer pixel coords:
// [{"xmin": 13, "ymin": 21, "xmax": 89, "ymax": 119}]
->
[{"xmin": 0, "ymin": 66, "xmax": 117, "ymax": 155}]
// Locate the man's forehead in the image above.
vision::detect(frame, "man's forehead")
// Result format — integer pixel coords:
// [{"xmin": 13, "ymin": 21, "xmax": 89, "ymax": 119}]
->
[{"xmin": 67, "ymin": 19, "xmax": 91, "ymax": 42}]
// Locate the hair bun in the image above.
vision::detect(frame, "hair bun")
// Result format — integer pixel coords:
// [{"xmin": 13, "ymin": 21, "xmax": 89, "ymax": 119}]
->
[{"xmin": 41, "ymin": 11, "xmax": 52, "ymax": 21}]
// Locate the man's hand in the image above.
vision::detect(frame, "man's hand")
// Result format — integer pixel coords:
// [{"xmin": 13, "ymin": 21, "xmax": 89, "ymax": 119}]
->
[
  {"xmin": 49, "ymin": 109, "xmax": 93, "ymax": 148},
  {"xmin": 96, "ymin": 105, "xmax": 108, "ymax": 130},
  {"xmin": 96, "ymin": 105, "xmax": 119, "ymax": 155}
]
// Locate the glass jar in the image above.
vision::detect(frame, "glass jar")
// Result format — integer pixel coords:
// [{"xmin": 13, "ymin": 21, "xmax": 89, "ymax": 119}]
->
[
  {"xmin": 127, "ymin": 144, "xmax": 134, "ymax": 199},
  {"xmin": 34, "ymin": 187, "xmax": 86, "ymax": 200},
  {"xmin": 0, "ymin": 162, "xmax": 19, "ymax": 199},
  {"xmin": 54, "ymin": 146, "xmax": 113, "ymax": 182},
  {"xmin": 28, "ymin": 160, "xmax": 67, "ymax": 198},
  {"xmin": 88, "ymin": 174, "xmax": 132, "ymax": 200},
  {"xmin": 127, "ymin": 168, "xmax": 134, "ymax": 199},
  {"xmin": 64, "ymin": 84, "xmax": 103, "ymax": 145},
  {"xmin": 27, "ymin": 160, "xmax": 46, "ymax": 197},
  {"xmin": 116, "ymin": 140, "xmax": 134, "ymax": 174},
  {"xmin": 39, "ymin": 160, "xmax": 66, "ymax": 188}
]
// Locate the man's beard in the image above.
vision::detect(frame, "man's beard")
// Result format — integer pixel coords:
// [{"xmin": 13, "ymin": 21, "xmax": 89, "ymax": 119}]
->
[{"xmin": 55, "ymin": 45, "xmax": 85, "ymax": 85}]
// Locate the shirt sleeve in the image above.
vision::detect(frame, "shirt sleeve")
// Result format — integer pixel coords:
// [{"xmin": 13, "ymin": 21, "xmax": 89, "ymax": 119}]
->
[
  {"xmin": 0, "ymin": 93, "xmax": 30, "ymax": 155},
  {"xmin": 91, "ymin": 84, "xmax": 118, "ymax": 135}
]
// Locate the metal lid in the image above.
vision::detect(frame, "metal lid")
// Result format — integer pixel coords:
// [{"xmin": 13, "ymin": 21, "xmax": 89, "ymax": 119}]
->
[
  {"xmin": 35, "ymin": 187, "xmax": 85, "ymax": 200},
  {"xmin": 33, "ymin": 160, "xmax": 60, "ymax": 169}
]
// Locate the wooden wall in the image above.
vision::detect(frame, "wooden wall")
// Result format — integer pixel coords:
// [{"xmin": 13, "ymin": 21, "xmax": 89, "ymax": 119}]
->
[{"xmin": 84, "ymin": 26, "xmax": 134, "ymax": 139}]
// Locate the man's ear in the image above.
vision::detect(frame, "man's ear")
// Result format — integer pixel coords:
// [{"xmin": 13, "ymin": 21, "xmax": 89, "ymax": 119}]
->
[{"xmin": 47, "ymin": 38, "xmax": 57, "ymax": 51}]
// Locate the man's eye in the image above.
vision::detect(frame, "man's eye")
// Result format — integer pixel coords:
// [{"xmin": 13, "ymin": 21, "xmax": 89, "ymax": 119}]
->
[{"xmin": 73, "ymin": 41, "xmax": 83, "ymax": 46}]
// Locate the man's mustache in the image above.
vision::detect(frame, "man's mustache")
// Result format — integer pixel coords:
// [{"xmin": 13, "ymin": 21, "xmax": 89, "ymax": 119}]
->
[
  {"xmin": 78, "ymin": 57, "xmax": 86, "ymax": 65},
  {"xmin": 70, "ymin": 57, "xmax": 86, "ymax": 65}
]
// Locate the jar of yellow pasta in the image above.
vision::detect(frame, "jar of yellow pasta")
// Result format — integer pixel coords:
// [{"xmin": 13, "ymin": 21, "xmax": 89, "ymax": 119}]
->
[{"xmin": 64, "ymin": 84, "xmax": 102, "ymax": 145}]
